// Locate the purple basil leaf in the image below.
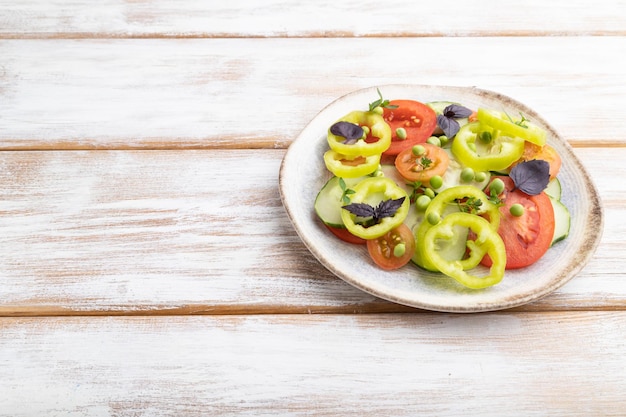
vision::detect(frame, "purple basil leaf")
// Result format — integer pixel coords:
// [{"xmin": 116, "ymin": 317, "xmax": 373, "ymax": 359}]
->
[
  {"xmin": 374, "ymin": 197, "xmax": 406, "ymax": 220},
  {"xmin": 443, "ymin": 104, "xmax": 473, "ymax": 119},
  {"xmin": 437, "ymin": 114, "xmax": 460, "ymax": 138},
  {"xmin": 510, "ymin": 160, "xmax": 550, "ymax": 195},
  {"xmin": 330, "ymin": 121, "xmax": 364, "ymax": 143},
  {"xmin": 342, "ymin": 202, "xmax": 376, "ymax": 218}
]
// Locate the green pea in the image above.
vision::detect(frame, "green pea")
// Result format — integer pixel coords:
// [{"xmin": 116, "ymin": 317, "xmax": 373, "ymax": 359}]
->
[
  {"xmin": 474, "ymin": 171, "xmax": 487, "ymax": 182},
  {"xmin": 424, "ymin": 188, "xmax": 435, "ymax": 199},
  {"xmin": 426, "ymin": 136, "xmax": 441, "ymax": 147},
  {"xmin": 490, "ymin": 178, "xmax": 505, "ymax": 195},
  {"xmin": 460, "ymin": 167, "xmax": 475, "ymax": 183},
  {"xmin": 427, "ymin": 212, "xmax": 440, "ymax": 226},
  {"xmin": 372, "ymin": 106, "xmax": 384, "ymax": 115},
  {"xmin": 510, "ymin": 203, "xmax": 525, "ymax": 217},
  {"xmin": 429, "ymin": 175, "xmax": 443, "ymax": 189},
  {"xmin": 438, "ymin": 135, "xmax": 449, "ymax": 146},
  {"xmin": 361, "ymin": 125, "xmax": 370, "ymax": 136},
  {"xmin": 479, "ymin": 131, "xmax": 492, "ymax": 144},
  {"xmin": 468, "ymin": 142, "xmax": 477, "ymax": 152},
  {"xmin": 393, "ymin": 243, "xmax": 406, "ymax": 258},
  {"xmin": 415, "ymin": 195, "xmax": 431, "ymax": 211},
  {"xmin": 396, "ymin": 127, "xmax": 407, "ymax": 140},
  {"xmin": 412, "ymin": 145, "xmax": 426, "ymax": 156}
]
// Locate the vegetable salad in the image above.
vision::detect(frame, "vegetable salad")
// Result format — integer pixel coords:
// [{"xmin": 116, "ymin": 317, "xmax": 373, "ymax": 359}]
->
[{"xmin": 314, "ymin": 89, "xmax": 570, "ymax": 289}]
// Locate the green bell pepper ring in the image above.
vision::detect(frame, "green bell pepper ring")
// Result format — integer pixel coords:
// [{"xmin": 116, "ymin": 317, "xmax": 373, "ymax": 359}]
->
[
  {"xmin": 451, "ymin": 122, "xmax": 525, "ymax": 172},
  {"xmin": 340, "ymin": 177, "xmax": 410, "ymax": 240},
  {"xmin": 323, "ymin": 150, "xmax": 381, "ymax": 178},
  {"xmin": 327, "ymin": 111, "xmax": 392, "ymax": 157},
  {"xmin": 424, "ymin": 185, "xmax": 501, "ymax": 230},
  {"xmin": 477, "ymin": 107, "xmax": 547, "ymax": 147},
  {"xmin": 423, "ymin": 212, "xmax": 506, "ymax": 289},
  {"xmin": 412, "ymin": 185, "xmax": 501, "ymax": 272}
]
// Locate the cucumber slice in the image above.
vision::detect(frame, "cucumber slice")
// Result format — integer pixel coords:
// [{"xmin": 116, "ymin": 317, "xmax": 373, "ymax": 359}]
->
[
  {"xmin": 380, "ymin": 164, "xmax": 414, "ymax": 196},
  {"xmin": 404, "ymin": 203, "xmax": 425, "ymax": 233},
  {"xmin": 549, "ymin": 196, "xmax": 570, "ymax": 245},
  {"xmin": 544, "ymin": 177, "xmax": 562, "ymax": 200},
  {"xmin": 314, "ymin": 176, "xmax": 365, "ymax": 228}
]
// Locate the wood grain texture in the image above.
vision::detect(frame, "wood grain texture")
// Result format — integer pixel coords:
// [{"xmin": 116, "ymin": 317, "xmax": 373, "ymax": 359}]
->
[
  {"xmin": 1, "ymin": 37, "xmax": 625, "ymax": 149},
  {"xmin": 0, "ymin": 148, "xmax": 620, "ymax": 315},
  {"xmin": 1, "ymin": 0, "xmax": 625, "ymax": 38},
  {"xmin": 1, "ymin": 2, "xmax": 625, "ymax": 417},
  {"xmin": 1, "ymin": 313, "xmax": 625, "ymax": 417}
]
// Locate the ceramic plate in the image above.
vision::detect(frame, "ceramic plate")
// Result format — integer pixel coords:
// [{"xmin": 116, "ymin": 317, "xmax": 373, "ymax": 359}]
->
[{"xmin": 279, "ymin": 85, "xmax": 603, "ymax": 312}]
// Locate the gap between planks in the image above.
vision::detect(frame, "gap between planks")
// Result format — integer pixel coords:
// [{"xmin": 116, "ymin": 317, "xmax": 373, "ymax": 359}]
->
[
  {"xmin": 0, "ymin": 139, "xmax": 624, "ymax": 152},
  {"xmin": 1, "ymin": 303, "xmax": 625, "ymax": 318},
  {"xmin": 2, "ymin": 31, "xmax": 626, "ymax": 40}
]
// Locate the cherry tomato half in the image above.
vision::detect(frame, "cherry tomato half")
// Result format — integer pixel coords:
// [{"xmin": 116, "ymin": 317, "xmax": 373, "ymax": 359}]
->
[
  {"xmin": 481, "ymin": 176, "xmax": 555, "ymax": 269},
  {"xmin": 366, "ymin": 224, "xmax": 415, "ymax": 270},
  {"xmin": 382, "ymin": 100, "xmax": 437, "ymax": 156},
  {"xmin": 510, "ymin": 142, "xmax": 562, "ymax": 180},
  {"xmin": 394, "ymin": 143, "xmax": 449, "ymax": 183},
  {"xmin": 325, "ymin": 224, "xmax": 367, "ymax": 245}
]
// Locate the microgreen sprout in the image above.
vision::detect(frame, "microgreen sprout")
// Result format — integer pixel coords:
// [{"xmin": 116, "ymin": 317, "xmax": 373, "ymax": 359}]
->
[
  {"xmin": 503, "ymin": 109, "xmax": 530, "ymax": 129},
  {"xmin": 420, "ymin": 156, "xmax": 433, "ymax": 169},
  {"xmin": 368, "ymin": 88, "xmax": 398, "ymax": 112},
  {"xmin": 405, "ymin": 180, "xmax": 423, "ymax": 202},
  {"xmin": 487, "ymin": 188, "xmax": 503, "ymax": 207},
  {"xmin": 338, "ymin": 177, "xmax": 356, "ymax": 205},
  {"xmin": 515, "ymin": 113, "xmax": 529, "ymax": 128},
  {"xmin": 458, "ymin": 197, "xmax": 484, "ymax": 214}
]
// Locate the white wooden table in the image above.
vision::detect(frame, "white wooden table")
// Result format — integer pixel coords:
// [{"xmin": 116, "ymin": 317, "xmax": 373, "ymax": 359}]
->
[{"xmin": 1, "ymin": 1, "xmax": 625, "ymax": 415}]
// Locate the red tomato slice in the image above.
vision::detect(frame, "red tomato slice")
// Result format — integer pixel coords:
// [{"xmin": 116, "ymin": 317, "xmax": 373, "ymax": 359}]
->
[
  {"xmin": 325, "ymin": 224, "xmax": 366, "ymax": 245},
  {"xmin": 366, "ymin": 224, "xmax": 415, "ymax": 270},
  {"xmin": 394, "ymin": 143, "xmax": 449, "ymax": 183},
  {"xmin": 481, "ymin": 176, "xmax": 555, "ymax": 269},
  {"xmin": 382, "ymin": 100, "xmax": 437, "ymax": 156}
]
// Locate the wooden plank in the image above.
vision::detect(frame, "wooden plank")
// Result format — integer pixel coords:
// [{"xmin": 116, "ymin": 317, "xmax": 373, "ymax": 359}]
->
[
  {"xmin": 0, "ymin": 148, "xmax": 621, "ymax": 315},
  {"xmin": 0, "ymin": 37, "xmax": 625, "ymax": 149},
  {"xmin": 1, "ymin": 0, "xmax": 625, "ymax": 38},
  {"xmin": 0, "ymin": 313, "xmax": 624, "ymax": 416}
]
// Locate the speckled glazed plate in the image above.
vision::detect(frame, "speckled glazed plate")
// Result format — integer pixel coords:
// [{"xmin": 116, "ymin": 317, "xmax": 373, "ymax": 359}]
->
[{"xmin": 279, "ymin": 85, "xmax": 603, "ymax": 313}]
